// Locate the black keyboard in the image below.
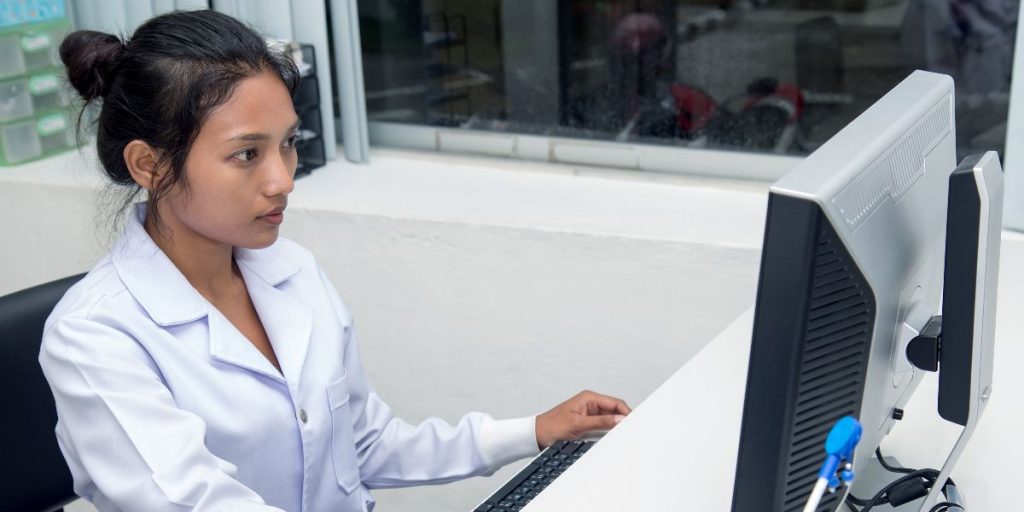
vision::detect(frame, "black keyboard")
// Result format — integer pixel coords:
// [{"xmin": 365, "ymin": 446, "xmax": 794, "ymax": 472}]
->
[{"xmin": 474, "ymin": 439, "xmax": 595, "ymax": 511}]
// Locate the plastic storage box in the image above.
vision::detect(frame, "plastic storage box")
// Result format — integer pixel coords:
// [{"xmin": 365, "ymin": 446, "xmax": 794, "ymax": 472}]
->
[{"xmin": 0, "ymin": 0, "xmax": 74, "ymax": 165}]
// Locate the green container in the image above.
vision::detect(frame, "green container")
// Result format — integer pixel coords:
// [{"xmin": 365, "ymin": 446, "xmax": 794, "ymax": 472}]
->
[
  {"xmin": 0, "ymin": 110, "xmax": 76, "ymax": 165},
  {"xmin": 0, "ymin": 0, "xmax": 70, "ymax": 80},
  {"xmin": 0, "ymin": 70, "xmax": 68, "ymax": 122},
  {"xmin": 0, "ymin": 0, "xmax": 74, "ymax": 165}
]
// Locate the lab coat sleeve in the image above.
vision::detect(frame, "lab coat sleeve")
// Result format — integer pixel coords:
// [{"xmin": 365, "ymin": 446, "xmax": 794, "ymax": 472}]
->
[
  {"xmin": 39, "ymin": 314, "xmax": 284, "ymax": 512},
  {"xmin": 318, "ymin": 268, "xmax": 541, "ymax": 488}
]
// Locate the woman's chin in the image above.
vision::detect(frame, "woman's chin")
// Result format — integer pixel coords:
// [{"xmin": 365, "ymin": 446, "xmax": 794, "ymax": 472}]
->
[{"xmin": 239, "ymin": 232, "xmax": 280, "ymax": 250}]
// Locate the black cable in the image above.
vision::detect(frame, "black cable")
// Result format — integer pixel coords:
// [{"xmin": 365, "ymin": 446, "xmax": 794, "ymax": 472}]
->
[
  {"xmin": 928, "ymin": 503, "xmax": 964, "ymax": 512},
  {"xmin": 859, "ymin": 469, "xmax": 940, "ymax": 512},
  {"xmin": 875, "ymin": 447, "xmax": 915, "ymax": 474},
  {"xmin": 844, "ymin": 452, "xmax": 895, "ymax": 510},
  {"xmin": 874, "ymin": 447, "xmax": 957, "ymax": 488},
  {"xmin": 843, "ymin": 449, "xmax": 963, "ymax": 512},
  {"xmin": 844, "ymin": 452, "xmax": 893, "ymax": 510},
  {"xmin": 845, "ymin": 491, "xmax": 871, "ymax": 506}
]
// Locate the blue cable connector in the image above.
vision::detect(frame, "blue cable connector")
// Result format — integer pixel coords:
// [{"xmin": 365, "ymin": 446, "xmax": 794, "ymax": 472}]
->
[{"xmin": 803, "ymin": 416, "xmax": 863, "ymax": 512}]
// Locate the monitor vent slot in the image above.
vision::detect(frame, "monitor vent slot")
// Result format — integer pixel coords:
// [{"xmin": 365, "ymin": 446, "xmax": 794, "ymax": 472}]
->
[
  {"xmin": 781, "ymin": 222, "xmax": 875, "ymax": 512},
  {"xmin": 833, "ymin": 95, "xmax": 952, "ymax": 230}
]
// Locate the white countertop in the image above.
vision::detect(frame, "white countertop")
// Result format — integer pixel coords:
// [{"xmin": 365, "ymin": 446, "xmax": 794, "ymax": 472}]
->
[{"xmin": 520, "ymin": 235, "xmax": 1024, "ymax": 511}]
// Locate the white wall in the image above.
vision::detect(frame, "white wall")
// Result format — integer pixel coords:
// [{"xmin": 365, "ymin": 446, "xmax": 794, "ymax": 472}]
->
[
  {"xmin": 4, "ymin": 149, "xmax": 766, "ymax": 511},
  {"xmin": 286, "ymin": 214, "xmax": 760, "ymax": 510},
  {"xmin": 0, "ymin": 152, "xmax": 111, "ymax": 291}
]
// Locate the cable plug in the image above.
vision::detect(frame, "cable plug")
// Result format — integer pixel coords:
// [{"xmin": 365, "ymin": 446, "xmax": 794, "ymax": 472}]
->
[
  {"xmin": 819, "ymin": 417, "xmax": 862, "ymax": 486},
  {"xmin": 804, "ymin": 417, "xmax": 863, "ymax": 512}
]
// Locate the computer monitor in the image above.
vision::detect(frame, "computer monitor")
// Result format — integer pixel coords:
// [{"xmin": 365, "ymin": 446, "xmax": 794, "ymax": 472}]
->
[{"xmin": 730, "ymin": 70, "xmax": 1002, "ymax": 512}]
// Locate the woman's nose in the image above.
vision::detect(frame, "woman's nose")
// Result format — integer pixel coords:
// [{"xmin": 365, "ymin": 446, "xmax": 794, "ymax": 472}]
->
[{"xmin": 264, "ymin": 151, "xmax": 295, "ymax": 196}]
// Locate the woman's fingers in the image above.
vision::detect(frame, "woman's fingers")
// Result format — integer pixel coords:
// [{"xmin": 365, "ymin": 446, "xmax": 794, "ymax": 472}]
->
[
  {"xmin": 593, "ymin": 393, "xmax": 632, "ymax": 416},
  {"xmin": 573, "ymin": 413, "xmax": 620, "ymax": 433},
  {"xmin": 577, "ymin": 390, "xmax": 632, "ymax": 416}
]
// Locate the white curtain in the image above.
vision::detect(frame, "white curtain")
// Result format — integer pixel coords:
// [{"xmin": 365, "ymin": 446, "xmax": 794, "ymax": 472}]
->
[
  {"xmin": 67, "ymin": 0, "xmax": 364, "ymax": 162},
  {"xmin": 70, "ymin": 0, "xmax": 209, "ymax": 36},
  {"xmin": 1005, "ymin": 0, "xmax": 1024, "ymax": 231}
]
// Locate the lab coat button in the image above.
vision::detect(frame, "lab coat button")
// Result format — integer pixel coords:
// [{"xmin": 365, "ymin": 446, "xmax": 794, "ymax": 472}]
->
[{"xmin": 299, "ymin": 408, "xmax": 308, "ymax": 424}]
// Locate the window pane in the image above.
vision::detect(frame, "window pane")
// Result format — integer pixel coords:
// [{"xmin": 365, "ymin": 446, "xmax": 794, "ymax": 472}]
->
[{"xmin": 358, "ymin": 0, "xmax": 1018, "ymax": 159}]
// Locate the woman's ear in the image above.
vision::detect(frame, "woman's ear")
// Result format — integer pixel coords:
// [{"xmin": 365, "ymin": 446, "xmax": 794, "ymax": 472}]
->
[{"xmin": 123, "ymin": 140, "xmax": 163, "ymax": 190}]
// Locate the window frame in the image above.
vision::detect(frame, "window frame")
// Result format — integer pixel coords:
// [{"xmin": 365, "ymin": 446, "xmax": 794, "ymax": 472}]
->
[
  {"xmin": 1003, "ymin": 0, "xmax": 1024, "ymax": 231},
  {"xmin": 367, "ymin": 121, "xmax": 803, "ymax": 182}
]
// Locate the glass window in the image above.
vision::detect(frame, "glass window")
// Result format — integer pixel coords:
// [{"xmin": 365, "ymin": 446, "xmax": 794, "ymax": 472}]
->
[{"xmin": 358, "ymin": 0, "xmax": 1018, "ymax": 161}]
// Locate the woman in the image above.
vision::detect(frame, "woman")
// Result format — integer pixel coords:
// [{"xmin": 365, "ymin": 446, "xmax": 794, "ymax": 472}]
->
[{"xmin": 40, "ymin": 10, "xmax": 631, "ymax": 512}]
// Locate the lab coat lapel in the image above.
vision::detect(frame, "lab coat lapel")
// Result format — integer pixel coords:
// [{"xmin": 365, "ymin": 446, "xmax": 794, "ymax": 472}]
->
[
  {"xmin": 235, "ymin": 250, "xmax": 312, "ymax": 389},
  {"xmin": 207, "ymin": 309, "xmax": 287, "ymax": 384},
  {"xmin": 244, "ymin": 273, "xmax": 312, "ymax": 388}
]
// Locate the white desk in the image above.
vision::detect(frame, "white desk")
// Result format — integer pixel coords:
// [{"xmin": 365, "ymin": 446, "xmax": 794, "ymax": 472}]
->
[
  {"xmin": 522, "ymin": 235, "xmax": 1024, "ymax": 511},
  {"xmin": 522, "ymin": 306, "xmax": 753, "ymax": 511}
]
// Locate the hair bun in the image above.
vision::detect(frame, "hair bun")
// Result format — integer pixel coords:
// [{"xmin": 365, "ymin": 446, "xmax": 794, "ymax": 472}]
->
[{"xmin": 60, "ymin": 30, "xmax": 125, "ymax": 101}]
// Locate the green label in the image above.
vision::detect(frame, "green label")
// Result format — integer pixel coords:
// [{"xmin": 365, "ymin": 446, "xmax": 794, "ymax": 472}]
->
[
  {"xmin": 36, "ymin": 113, "xmax": 65, "ymax": 135},
  {"xmin": 28, "ymin": 74, "xmax": 58, "ymax": 95},
  {"xmin": 21, "ymin": 33, "xmax": 51, "ymax": 52}
]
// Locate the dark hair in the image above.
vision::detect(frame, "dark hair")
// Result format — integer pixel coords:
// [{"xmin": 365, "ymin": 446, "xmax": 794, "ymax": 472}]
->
[{"xmin": 60, "ymin": 10, "xmax": 299, "ymax": 230}]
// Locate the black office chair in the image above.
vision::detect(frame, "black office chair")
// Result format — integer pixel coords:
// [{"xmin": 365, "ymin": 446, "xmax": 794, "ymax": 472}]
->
[{"xmin": 0, "ymin": 274, "xmax": 85, "ymax": 512}]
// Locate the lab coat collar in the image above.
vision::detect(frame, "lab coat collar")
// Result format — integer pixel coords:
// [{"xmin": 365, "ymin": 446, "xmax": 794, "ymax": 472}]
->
[
  {"xmin": 233, "ymin": 245, "xmax": 300, "ymax": 287},
  {"xmin": 111, "ymin": 204, "xmax": 208, "ymax": 326},
  {"xmin": 111, "ymin": 204, "xmax": 301, "ymax": 325}
]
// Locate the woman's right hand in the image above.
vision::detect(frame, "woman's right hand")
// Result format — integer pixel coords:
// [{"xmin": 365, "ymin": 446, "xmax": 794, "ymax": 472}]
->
[{"xmin": 534, "ymin": 390, "xmax": 632, "ymax": 449}]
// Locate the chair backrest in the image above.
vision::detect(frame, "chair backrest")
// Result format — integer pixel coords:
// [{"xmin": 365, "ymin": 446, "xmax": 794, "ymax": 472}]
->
[{"xmin": 0, "ymin": 274, "xmax": 85, "ymax": 512}]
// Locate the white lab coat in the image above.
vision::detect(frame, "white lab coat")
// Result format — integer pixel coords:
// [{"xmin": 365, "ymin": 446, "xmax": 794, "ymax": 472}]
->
[{"xmin": 39, "ymin": 204, "xmax": 539, "ymax": 512}]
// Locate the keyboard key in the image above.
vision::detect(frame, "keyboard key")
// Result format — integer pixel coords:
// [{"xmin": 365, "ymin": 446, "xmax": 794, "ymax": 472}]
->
[
  {"xmin": 559, "ymin": 441, "xmax": 584, "ymax": 455},
  {"xmin": 488, "ymin": 462, "xmax": 540, "ymax": 505}
]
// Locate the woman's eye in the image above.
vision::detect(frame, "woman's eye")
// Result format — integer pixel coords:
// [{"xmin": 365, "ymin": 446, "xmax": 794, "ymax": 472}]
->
[
  {"xmin": 235, "ymin": 148, "xmax": 258, "ymax": 162},
  {"xmin": 284, "ymin": 134, "xmax": 299, "ymax": 148}
]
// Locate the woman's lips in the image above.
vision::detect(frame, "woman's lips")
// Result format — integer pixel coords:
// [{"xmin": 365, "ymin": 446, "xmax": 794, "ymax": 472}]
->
[{"xmin": 260, "ymin": 211, "xmax": 284, "ymax": 225}]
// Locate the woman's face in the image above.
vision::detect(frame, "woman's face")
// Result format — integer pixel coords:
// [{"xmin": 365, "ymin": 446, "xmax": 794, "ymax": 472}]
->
[{"xmin": 158, "ymin": 69, "xmax": 299, "ymax": 250}]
